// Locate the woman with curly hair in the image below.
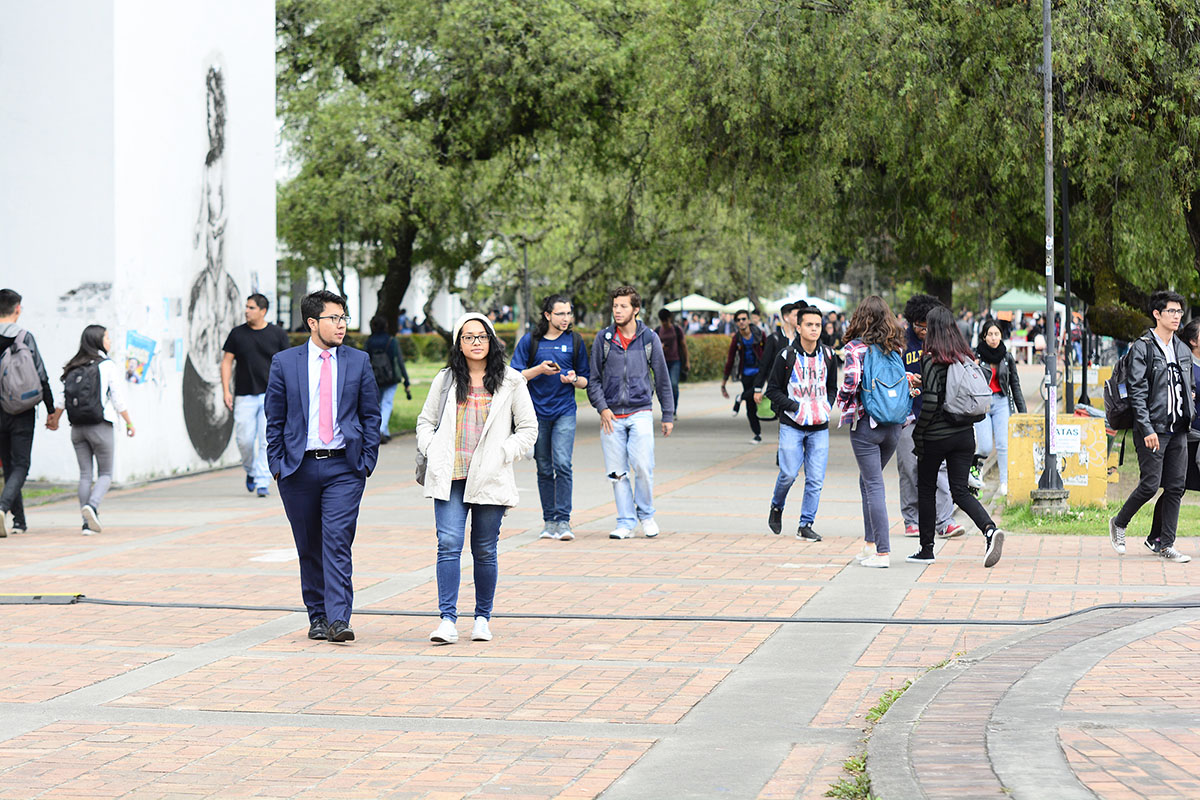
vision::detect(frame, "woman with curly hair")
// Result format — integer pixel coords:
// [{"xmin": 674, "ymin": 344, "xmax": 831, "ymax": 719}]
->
[
  {"xmin": 835, "ymin": 296, "xmax": 912, "ymax": 568},
  {"xmin": 416, "ymin": 313, "xmax": 538, "ymax": 644}
]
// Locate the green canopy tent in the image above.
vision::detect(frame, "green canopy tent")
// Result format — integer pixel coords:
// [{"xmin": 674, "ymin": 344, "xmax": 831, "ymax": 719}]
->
[{"xmin": 991, "ymin": 288, "xmax": 1064, "ymax": 318}]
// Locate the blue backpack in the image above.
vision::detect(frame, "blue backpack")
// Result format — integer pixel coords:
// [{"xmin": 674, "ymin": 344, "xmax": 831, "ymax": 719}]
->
[{"xmin": 859, "ymin": 344, "xmax": 911, "ymax": 425}]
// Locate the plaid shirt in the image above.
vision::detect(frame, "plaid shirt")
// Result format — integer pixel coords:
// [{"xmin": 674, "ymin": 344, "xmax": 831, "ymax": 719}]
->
[
  {"xmin": 452, "ymin": 387, "xmax": 493, "ymax": 479},
  {"xmin": 835, "ymin": 340, "xmax": 870, "ymax": 428}
]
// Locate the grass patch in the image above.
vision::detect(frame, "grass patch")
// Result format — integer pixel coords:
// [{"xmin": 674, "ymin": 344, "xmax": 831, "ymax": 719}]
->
[
  {"xmin": 1001, "ymin": 500, "xmax": 1200, "ymax": 536},
  {"xmin": 865, "ymin": 681, "xmax": 912, "ymax": 724},
  {"xmin": 826, "ymin": 754, "xmax": 876, "ymax": 800}
]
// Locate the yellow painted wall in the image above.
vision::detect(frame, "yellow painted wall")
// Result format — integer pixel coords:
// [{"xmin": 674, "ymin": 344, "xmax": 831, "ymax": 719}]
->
[{"xmin": 1006, "ymin": 413, "xmax": 1108, "ymax": 507}]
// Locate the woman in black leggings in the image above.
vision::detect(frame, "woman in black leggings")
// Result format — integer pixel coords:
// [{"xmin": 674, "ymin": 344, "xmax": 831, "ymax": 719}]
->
[{"xmin": 908, "ymin": 307, "xmax": 1005, "ymax": 568}]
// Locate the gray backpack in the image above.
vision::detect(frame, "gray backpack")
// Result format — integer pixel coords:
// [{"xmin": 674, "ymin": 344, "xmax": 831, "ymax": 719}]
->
[
  {"xmin": 0, "ymin": 329, "xmax": 44, "ymax": 414},
  {"xmin": 943, "ymin": 359, "xmax": 991, "ymax": 425}
]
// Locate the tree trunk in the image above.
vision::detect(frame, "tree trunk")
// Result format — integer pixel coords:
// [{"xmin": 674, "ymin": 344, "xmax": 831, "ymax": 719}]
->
[
  {"xmin": 1081, "ymin": 186, "xmax": 1145, "ymax": 340},
  {"xmin": 376, "ymin": 223, "xmax": 418, "ymax": 334},
  {"xmin": 922, "ymin": 273, "xmax": 953, "ymax": 308}
]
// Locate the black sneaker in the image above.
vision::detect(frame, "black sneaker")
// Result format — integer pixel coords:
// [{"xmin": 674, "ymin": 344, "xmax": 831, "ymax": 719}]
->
[
  {"xmin": 768, "ymin": 505, "xmax": 783, "ymax": 535},
  {"xmin": 984, "ymin": 528, "xmax": 1005, "ymax": 568},
  {"xmin": 1145, "ymin": 538, "xmax": 1162, "ymax": 554},
  {"xmin": 797, "ymin": 525, "xmax": 822, "ymax": 542},
  {"xmin": 906, "ymin": 549, "xmax": 936, "ymax": 564}
]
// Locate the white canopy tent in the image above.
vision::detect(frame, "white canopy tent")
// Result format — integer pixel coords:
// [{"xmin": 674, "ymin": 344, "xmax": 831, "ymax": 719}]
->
[
  {"xmin": 720, "ymin": 295, "xmax": 844, "ymax": 316},
  {"xmin": 664, "ymin": 293, "xmax": 725, "ymax": 313}
]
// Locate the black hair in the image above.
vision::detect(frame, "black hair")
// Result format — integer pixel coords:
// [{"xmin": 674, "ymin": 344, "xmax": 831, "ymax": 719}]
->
[
  {"xmin": 797, "ymin": 305, "xmax": 824, "ymax": 323},
  {"xmin": 62, "ymin": 324, "xmax": 107, "ymax": 380},
  {"xmin": 658, "ymin": 308, "xmax": 672, "ymax": 322},
  {"xmin": 610, "ymin": 285, "xmax": 641, "ymax": 310},
  {"xmin": 449, "ymin": 319, "xmax": 508, "ymax": 403},
  {"xmin": 247, "ymin": 293, "xmax": 269, "ymax": 311},
  {"xmin": 369, "ymin": 315, "xmax": 387, "ymax": 334},
  {"xmin": 734, "ymin": 309, "xmax": 750, "ymax": 321},
  {"xmin": 300, "ymin": 290, "xmax": 346, "ymax": 329},
  {"xmin": 1182, "ymin": 318, "xmax": 1200, "ymax": 348},
  {"xmin": 923, "ymin": 306, "xmax": 974, "ymax": 364},
  {"xmin": 979, "ymin": 318, "xmax": 1003, "ymax": 340},
  {"xmin": 0, "ymin": 289, "xmax": 21, "ymax": 317},
  {"xmin": 904, "ymin": 293, "xmax": 943, "ymax": 325},
  {"xmin": 1149, "ymin": 289, "xmax": 1186, "ymax": 317},
  {"xmin": 535, "ymin": 293, "xmax": 572, "ymax": 338}
]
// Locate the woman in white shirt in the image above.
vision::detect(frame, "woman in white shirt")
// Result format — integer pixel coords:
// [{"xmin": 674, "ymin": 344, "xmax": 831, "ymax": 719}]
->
[{"xmin": 61, "ymin": 325, "xmax": 135, "ymax": 534}]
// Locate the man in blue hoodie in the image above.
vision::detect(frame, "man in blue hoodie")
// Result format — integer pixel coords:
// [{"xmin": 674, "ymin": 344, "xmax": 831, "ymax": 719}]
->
[{"xmin": 587, "ymin": 286, "xmax": 676, "ymax": 540}]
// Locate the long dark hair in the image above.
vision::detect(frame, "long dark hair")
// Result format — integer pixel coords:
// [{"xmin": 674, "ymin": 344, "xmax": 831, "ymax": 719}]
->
[
  {"xmin": 63, "ymin": 325, "xmax": 107, "ymax": 380},
  {"xmin": 449, "ymin": 321, "xmax": 508, "ymax": 403},
  {"xmin": 923, "ymin": 306, "xmax": 974, "ymax": 364},
  {"xmin": 843, "ymin": 296, "xmax": 904, "ymax": 353},
  {"xmin": 534, "ymin": 293, "xmax": 572, "ymax": 338}
]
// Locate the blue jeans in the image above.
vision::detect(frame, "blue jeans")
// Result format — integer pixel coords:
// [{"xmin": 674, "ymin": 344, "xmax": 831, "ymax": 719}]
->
[
  {"xmin": 850, "ymin": 423, "xmax": 901, "ymax": 554},
  {"xmin": 534, "ymin": 414, "xmax": 576, "ymax": 522},
  {"xmin": 379, "ymin": 383, "xmax": 398, "ymax": 435},
  {"xmin": 666, "ymin": 360, "xmax": 682, "ymax": 409},
  {"xmin": 599, "ymin": 410, "xmax": 655, "ymax": 529},
  {"xmin": 433, "ymin": 479, "xmax": 504, "ymax": 621},
  {"xmin": 973, "ymin": 393, "xmax": 1012, "ymax": 484},
  {"xmin": 771, "ymin": 425, "xmax": 829, "ymax": 525},
  {"xmin": 233, "ymin": 393, "xmax": 269, "ymax": 490}
]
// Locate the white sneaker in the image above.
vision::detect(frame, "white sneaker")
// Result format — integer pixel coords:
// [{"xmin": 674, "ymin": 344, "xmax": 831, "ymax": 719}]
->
[
  {"xmin": 430, "ymin": 618, "xmax": 458, "ymax": 643},
  {"xmin": 471, "ymin": 617, "xmax": 493, "ymax": 641},
  {"xmin": 609, "ymin": 527, "xmax": 634, "ymax": 540},
  {"xmin": 855, "ymin": 544, "xmax": 874, "ymax": 562},
  {"xmin": 749, "ymin": 435, "xmax": 762, "ymax": 445},
  {"xmin": 998, "ymin": 482, "xmax": 1008, "ymax": 497},
  {"xmin": 0, "ymin": 511, "xmax": 9, "ymax": 538},
  {"xmin": 557, "ymin": 522, "xmax": 575, "ymax": 541},
  {"xmin": 538, "ymin": 523, "xmax": 560, "ymax": 540},
  {"xmin": 641, "ymin": 518, "xmax": 660, "ymax": 538},
  {"xmin": 82, "ymin": 504, "xmax": 102, "ymax": 533},
  {"xmin": 861, "ymin": 554, "xmax": 890, "ymax": 568}
]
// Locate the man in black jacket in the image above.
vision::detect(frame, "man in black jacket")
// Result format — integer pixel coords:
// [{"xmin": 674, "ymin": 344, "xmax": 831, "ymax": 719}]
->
[{"xmin": 1109, "ymin": 290, "xmax": 1194, "ymax": 563}]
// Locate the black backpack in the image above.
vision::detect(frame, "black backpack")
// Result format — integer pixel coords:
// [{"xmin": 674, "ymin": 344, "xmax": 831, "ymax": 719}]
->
[
  {"xmin": 1104, "ymin": 336, "xmax": 1149, "ymax": 431},
  {"xmin": 64, "ymin": 362, "xmax": 105, "ymax": 425},
  {"xmin": 367, "ymin": 338, "xmax": 397, "ymax": 387}
]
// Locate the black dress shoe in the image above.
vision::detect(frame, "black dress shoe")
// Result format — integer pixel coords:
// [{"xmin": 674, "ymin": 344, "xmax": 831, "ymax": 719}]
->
[
  {"xmin": 308, "ymin": 617, "xmax": 329, "ymax": 640},
  {"xmin": 328, "ymin": 620, "xmax": 355, "ymax": 642}
]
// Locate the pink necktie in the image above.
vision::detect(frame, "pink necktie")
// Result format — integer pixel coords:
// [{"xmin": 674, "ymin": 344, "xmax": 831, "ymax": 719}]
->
[{"xmin": 318, "ymin": 350, "xmax": 333, "ymax": 444}]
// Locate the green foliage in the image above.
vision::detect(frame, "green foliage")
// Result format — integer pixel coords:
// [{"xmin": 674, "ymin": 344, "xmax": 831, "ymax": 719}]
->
[
  {"xmin": 1001, "ymin": 499, "xmax": 1200, "ymax": 535},
  {"xmin": 866, "ymin": 681, "xmax": 912, "ymax": 723},
  {"xmin": 826, "ymin": 753, "xmax": 877, "ymax": 800},
  {"xmin": 683, "ymin": 335, "xmax": 733, "ymax": 382}
]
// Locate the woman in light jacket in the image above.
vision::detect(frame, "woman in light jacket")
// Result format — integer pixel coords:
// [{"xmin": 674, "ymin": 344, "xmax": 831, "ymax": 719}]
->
[
  {"xmin": 972, "ymin": 319, "xmax": 1026, "ymax": 497},
  {"xmin": 416, "ymin": 312, "xmax": 537, "ymax": 645},
  {"xmin": 61, "ymin": 325, "xmax": 136, "ymax": 534}
]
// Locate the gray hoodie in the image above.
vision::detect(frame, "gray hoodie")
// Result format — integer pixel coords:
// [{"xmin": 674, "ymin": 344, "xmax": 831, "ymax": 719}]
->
[{"xmin": 586, "ymin": 321, "xmax": 675, "ymax": 423}]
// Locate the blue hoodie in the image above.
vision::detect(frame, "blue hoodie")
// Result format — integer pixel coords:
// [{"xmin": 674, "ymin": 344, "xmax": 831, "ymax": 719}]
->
[{"xmin": 586, "ymin": 321, "xmax": 675, "ymax": 423}]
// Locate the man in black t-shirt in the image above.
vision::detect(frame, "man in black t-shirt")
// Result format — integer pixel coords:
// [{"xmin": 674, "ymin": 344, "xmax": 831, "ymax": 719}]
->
[{"xmin": 221, "ymin": 294, "xmax": 290, "ymax": 497}]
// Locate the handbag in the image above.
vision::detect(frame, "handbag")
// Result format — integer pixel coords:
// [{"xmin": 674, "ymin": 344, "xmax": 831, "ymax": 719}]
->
[{"xmin": 415, "ymin": 370, "xmax": 452, "ymax": 485}]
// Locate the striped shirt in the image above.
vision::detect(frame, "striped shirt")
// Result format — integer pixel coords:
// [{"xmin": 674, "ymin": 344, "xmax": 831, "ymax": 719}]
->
[{"xmin": 452, "ymin": 386, "xmax": 492, "ymax": 479}]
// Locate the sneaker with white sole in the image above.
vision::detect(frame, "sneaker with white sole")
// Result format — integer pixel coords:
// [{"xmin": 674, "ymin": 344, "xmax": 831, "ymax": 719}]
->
[
  {"xmin": 609, "ymin": 527, "xmax": 634, "ymax": 540},
  {"xmin": 968, "ymin": 465, "xmax": 984, "ymax": 491},
  {"xmin": 904, "ymin": 523, "xmax": 920, "ymax": 537},
  {"xmin": 855, "ymin": 544, "xmax": 874, "ymax": 562},
  {"xmin": 538, "ymin": 523, "xmax": 560, "ymax": 540},
  {"xmin": 937, "ymin": 523, "xmax": 964, "ymax": 539},
  {"xmin": 471, "ymin": 617, "xmax": 493, "ymax": 641},
  {"xmin": 1145, "ymin": 538, "xmax": 1162, "ymax": 554},
  {"xmin": 906, "ymin": 549, "xmax": 936, "ymax": 564},
  {"xmin": 82, "ymin": 504, "xmax": 102, "ymax": 533},
  {"xmin": 1109, "ymin": 517, "xmax": 1126, "ymax": 555},
  {"xmin": 0, "ymin": 511, "xmax": 9, "ymax": 538},
  {"xmin": 750, "ymin": 435, "xmax": 762, "ymax": 445},
  {"xmin": 998, "ymin": 482, "xmax": 1008, "ymax": 497},
  {"xmin": 983, "ymin": 528, "xmax": 1005, "ymax": 568},
  {"xmin": 1160, "ymin": 547, "xmax": 1192, "ymax": 563},
  {"xmin": 861, "ymin": 553, "xmax": 890, "ymax": 568},
  {"xmin": 557, "ymin": 522, "xmax": 575, "ymax": 541},
  {"xmin": 430, "ymin": 618, "xmax": 458, "ymax": 643},
  {"xmin": 641, "ymin": 518, "xmax": 660, "ymax": 538}
]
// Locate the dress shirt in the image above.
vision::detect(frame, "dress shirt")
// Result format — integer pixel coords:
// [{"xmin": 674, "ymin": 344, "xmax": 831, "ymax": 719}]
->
[{"xmin": 306, "ymin": 339, "xmax": 346, "ymax": 450}]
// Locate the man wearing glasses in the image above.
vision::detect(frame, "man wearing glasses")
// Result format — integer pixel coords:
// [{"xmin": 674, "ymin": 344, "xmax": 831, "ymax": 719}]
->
[
  {"xmin": 265, "ymin": 290, "xmax": 382, "ymax": 643},
  {"xmin": 1110, "ymin": 290, "xmax": 1193, "ymax": 563}
]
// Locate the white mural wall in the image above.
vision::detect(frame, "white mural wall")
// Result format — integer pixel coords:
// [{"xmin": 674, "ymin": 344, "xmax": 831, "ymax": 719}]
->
[{"xmin": 0, "ymin": 0, "xmax": 275, "ymax": 483}]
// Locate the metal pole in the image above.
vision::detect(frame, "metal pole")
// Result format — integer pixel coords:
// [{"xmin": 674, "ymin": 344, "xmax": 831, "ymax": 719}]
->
[
  {"xmin": 1079, "ymin": 312, "xmax": 1091, "ymax": 405},
  {"xmin": 1038, "ymin": 0, "xmax": 1063, "ymax": 492},
  {"xmin": 522, "ymin": 241, "xmax": 532, "ymax": 338},
  {"xmin": 1062, "ymin": 166, "xmax": 1074, "ymax": 414}
]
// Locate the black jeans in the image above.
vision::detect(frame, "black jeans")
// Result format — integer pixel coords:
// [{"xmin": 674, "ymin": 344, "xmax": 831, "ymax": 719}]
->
[
  {"xmin": 740, "ymin": 374, "xmax": 761, "ymax": 436},
  {"xmin": 0, "ymin": 408, "xmax": 36, "ymax": 525},
  {"xmin": 1117, "ymin": 430, "xmax": 1186, "ymax": 548},
  {"xmin": 917, "ymin": 428, "xmax": 995, "ymax": 550}
]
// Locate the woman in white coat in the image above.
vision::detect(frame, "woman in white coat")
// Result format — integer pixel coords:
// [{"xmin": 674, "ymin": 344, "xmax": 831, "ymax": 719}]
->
[{"xmin": 416, "ymin": 313, "xmax": 537, "ymax": 644}]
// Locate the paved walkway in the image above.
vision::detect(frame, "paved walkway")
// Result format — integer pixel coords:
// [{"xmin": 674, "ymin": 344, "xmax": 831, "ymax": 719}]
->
[{"xmin": 0, "ymin": 379, "xmax": 1196, "ymax": 799}]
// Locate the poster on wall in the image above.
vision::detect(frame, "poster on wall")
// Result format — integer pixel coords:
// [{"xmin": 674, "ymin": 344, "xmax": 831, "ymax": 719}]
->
[{"xmin": 125, "ymin": 331, "xmax": 157, "ymax": 383}]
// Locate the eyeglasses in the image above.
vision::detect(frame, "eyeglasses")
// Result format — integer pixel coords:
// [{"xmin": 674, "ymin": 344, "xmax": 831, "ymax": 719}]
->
[
  {"xmin": 460, "ymin": 334, "xmax": 489, "ymax": 345},
  {"xmin": 1161, "ymin": 308, "xmax": 1185, "ymax": 316},
  {"xmin": 317, "ymin": 315, "xmax": 351, "ymax": 326}
]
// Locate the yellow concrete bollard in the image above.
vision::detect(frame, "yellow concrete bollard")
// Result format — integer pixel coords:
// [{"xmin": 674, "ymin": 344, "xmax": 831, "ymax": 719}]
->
[{"xmin": 1006, "ymin": 413, "xmax": 1108, "ymax": 507}]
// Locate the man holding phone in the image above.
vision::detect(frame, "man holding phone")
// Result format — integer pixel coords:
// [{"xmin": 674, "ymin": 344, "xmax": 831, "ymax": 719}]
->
[
  {"xmin": 512, "ymin": 294, "xmax": 590, "ymax": 541},
  {"xmin": 1109, "ymin": 290, "xmax": 1193, "ymax": 562}
]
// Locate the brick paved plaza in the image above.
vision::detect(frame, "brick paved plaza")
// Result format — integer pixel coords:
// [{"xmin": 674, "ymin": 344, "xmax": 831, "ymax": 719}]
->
[{"xmin": 2, "ymin": 381, "xmax": 1198, "ymax": 799}]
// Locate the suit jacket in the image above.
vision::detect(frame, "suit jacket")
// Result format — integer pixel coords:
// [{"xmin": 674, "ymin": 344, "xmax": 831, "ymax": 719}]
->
[{"xmin": 265, "ymin": 343, "xmax": 381, "ymax": 480}]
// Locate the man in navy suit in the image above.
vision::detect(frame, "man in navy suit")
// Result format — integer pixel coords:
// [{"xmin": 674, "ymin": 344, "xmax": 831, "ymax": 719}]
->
[{"xmin": 266, "ymin": 290, "xmax": 380, "ymax": 643}]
